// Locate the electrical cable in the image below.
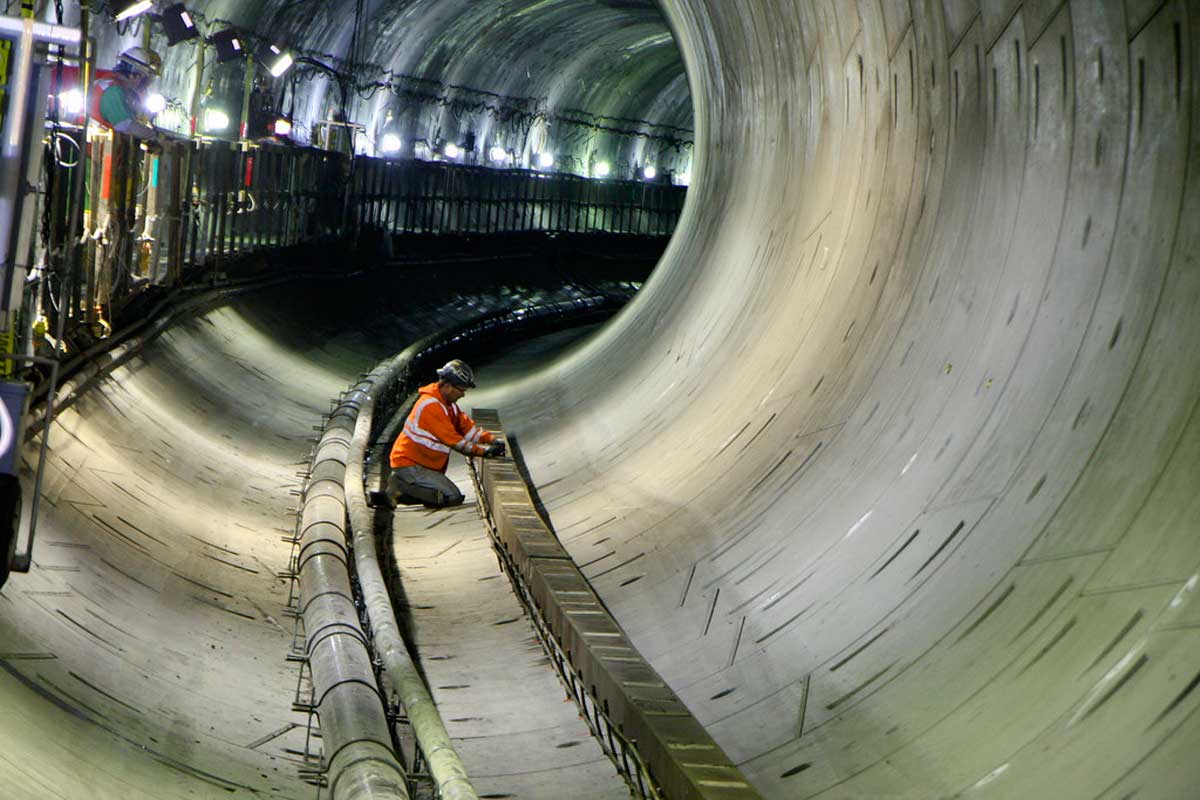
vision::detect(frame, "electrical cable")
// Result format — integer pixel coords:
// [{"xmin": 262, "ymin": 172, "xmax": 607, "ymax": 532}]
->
[
  {"xmin": 170, "ymin": 6, "xmax": 692, "ymax": 147},
  {"xmin": 51, "ymin": 131, "xmax": 81, "ymax": 168}
]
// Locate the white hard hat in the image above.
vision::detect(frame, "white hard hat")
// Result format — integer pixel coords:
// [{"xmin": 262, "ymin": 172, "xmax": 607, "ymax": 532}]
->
[
  {"xmin": 437, "ymin": 359, "xmax": 476, "ymax": 388},
  {"xmin": 119, "ymin": 47, "xmax": 162, "ymax": 77}
]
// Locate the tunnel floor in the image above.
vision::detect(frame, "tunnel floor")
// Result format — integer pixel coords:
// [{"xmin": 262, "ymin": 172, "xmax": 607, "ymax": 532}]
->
[
  {"xmin": 0, "ymin": 271, "xmax": 633, "ymax": 798},
  {"xmin": 387, "ymin": 463, "xmax": 626, "ymax": 799}
]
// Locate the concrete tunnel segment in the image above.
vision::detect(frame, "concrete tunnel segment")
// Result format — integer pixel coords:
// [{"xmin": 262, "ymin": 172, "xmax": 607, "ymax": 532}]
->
[
  {"xmin": 480, "ymin": 1, "xmax": 1200, "ymax": 796},
  {"xmin": 2, "ymin": 1, "xmax": 1199, "ymax": 798}
]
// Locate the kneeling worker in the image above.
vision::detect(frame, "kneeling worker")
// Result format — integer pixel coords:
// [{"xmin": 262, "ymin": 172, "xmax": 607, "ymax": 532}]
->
[{"xmin": 387, "ymin": 359, "xmax": 505, "ymax": 507}]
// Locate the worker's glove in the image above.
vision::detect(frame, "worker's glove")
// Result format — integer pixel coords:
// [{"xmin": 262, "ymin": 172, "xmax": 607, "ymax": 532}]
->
[{"xmin": 483, "ymin": 441, "xmax": 506, "ymax": 459}]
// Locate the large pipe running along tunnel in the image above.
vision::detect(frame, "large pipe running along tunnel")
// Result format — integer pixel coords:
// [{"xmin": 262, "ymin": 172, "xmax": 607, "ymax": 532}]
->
[{"xmin": 2, "ymin": 0, "xmax": 1198, "ymax": 798}]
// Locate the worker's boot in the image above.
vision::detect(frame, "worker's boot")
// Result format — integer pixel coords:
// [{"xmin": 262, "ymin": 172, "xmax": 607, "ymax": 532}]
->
[{"xmin": 367, "ymin": 490, "xmax": 392, "ymax": 509}]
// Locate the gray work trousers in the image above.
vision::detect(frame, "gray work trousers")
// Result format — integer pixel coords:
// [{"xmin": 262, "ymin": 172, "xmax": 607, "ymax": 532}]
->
[{"xmin": 387, "ymin": 465, "xmax": 465, "ymax": 508}]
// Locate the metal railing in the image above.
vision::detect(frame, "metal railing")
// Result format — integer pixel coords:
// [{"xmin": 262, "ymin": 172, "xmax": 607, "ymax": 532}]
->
[
  {"xmin": 353, "ymin": 157, "xmax": 686, "ymax": 237},
  {"xmin": 33, "ymin": 132, "xmax": 682, "ymax": 354},
  {"xmin": 37, "ymin": 130, "xmax": 350, "ymax": 345}
]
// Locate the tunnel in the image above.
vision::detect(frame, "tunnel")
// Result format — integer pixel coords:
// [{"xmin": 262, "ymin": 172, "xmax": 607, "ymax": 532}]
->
[{"xmin": 1, "ymin": 1, "xmax": 1198, "ymax": 799}]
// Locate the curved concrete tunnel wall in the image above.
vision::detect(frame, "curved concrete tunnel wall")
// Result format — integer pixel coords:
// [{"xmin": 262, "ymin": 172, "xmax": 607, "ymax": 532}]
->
[
  {"xmin": 481, "ymin": 0, "xmax": 1200, "ymax": 797},
  {"xmin": 4, "ymin": 1, "xmax": 1199, "ymax": 798}
]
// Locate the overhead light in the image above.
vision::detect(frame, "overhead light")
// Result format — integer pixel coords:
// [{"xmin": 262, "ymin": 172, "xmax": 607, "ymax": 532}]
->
[
  {"xmin": 537, "ymin": 152, "xmax": 554, "ymax": 169},
  {"xmin": 642, "ymin": 166, "xmax": 657, "ymax": 180},
  {"xmin": 58, "ymin": 89, "xmax": 85, "ymax": 115},
  {"xmin": 594, "ymin": 161, "xmax": 611, "ymax": 178},
  {"xmin": 209, "ymin": 29, "xmax": 244, "ymax": 63},
  {"xmin": 144, "ymin": 92, "xmax": 167, "ymax": 114},
  {"xmin": 113, "ymin": 0, "xmax": 154, "ymax": 22},
  {"xmin": 160, "ymin": 4, "xmax": 199, "ymax": 45},
  {"xmin": 267, "ymin": 46, "xmax": 294, "ymax": 77},
  {"xmin": 203, "ymin": 108, "xmax": 230, "ymax": 132},
  {"xmin": 489, "ymin": 145, "xmax": 508, "ymax": 163},
  {"xmin": 444, "ymin": 142, "xmax": 460, "ymax": 159},
  {"xmin": 380, "ymin": 133, "xmax": 402, "ymax": 154},
  {"xmin": 273, "ymin": 118, "xmax": 293, "ymax": 137}
]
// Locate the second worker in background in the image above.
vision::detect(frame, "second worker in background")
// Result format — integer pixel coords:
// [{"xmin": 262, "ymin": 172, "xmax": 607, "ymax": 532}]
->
[{"xmin": 386, "ymin": 359, "xmax": 505, "ymax": 507}]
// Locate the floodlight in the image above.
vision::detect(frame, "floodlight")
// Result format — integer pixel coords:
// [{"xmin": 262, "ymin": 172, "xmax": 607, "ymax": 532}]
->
[
  {"xmin": 537, "ymin": 152, "xmax": 554, "ymax": 169},
  {"xmin": 160, "ymin": 4, "xmax": 199, "ymax": 45},
  {"xmin": 114, "ymin": 0, "xmax": 153, "ymax": 22},
  {"xmin": 594, "ymin": 161, "xmax": 611, "ymax": 178},
  {"xmin": 642, "ymin": 166, "xmax": 657, "ymax": 180},
  {"xmin": 380, "ymin": 133, "xmax": 402, "ymax": 153},
  {"xmin": 273, "ymin": 118, "xmax": 293, "ymax": 137},
  {"xmin": 269, "ymin": 52, "xmax": 293, "ymax": 78},
  {"xmin": 209, "ymin": 29, "xmax": 244, "ymax": 63},
  {"xmin": 58, "ymin": 89, "xmax": 85, "ymax": 115},
  {"xmin": 489, "ymin": 146, "xmax": 507, "ymax": 163},
  {"xmin": 444, "ymin": 142, "xmax": 460, "ymax": 159},
  {"xmin": 262, "ymin": 45, "xmax": 294, "ymax": 77},
  {"xmin": 144, "ymin": 92, "xmax": 167, "ymax": 114},
  {"xmin": 203, "ymin": 108, "xmax": 230, "ymax": 132}
]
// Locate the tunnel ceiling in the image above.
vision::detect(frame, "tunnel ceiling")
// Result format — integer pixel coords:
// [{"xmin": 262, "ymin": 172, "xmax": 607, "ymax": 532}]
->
[{"xmin": 130, "ymin": 0, "xmax": 694, "ymax": 172}]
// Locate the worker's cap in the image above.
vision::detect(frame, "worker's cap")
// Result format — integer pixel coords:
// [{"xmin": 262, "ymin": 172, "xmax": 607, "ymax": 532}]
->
[{"xmin": 436, "ymin": 359, "xmax": 476, "ymax": 388}]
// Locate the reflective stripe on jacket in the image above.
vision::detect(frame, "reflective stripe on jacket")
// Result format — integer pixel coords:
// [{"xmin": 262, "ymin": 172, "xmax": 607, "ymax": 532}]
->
[{"xmin": 390, "ymin": 382, "xmax": 494, "ymax": 471}]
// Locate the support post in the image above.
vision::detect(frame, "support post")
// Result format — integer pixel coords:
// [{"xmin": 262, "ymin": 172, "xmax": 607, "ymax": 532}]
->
[{"xmin": 239, "ymin": 54, "xmax": 254, "ymax": 140}]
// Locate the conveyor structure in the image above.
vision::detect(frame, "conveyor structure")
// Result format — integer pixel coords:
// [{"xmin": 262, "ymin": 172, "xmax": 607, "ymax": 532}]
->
[{"xmin": 471, "ymin": 410, "xmax": 761, "ymax": 800}]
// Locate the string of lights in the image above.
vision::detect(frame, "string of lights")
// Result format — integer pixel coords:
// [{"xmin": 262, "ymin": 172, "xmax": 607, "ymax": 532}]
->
[{"xmin": 84, "ymin": 0, "xmax": 692, "ymax": 153}]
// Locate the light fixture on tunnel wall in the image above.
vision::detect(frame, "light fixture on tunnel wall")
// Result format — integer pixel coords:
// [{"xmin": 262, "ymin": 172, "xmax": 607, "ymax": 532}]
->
[
  {"xmin": 144, "ymin": 92, "xmax": 167, "ymax": 115},
  {"xmin": 443, "ymin": 142, "xmax": 461, "ymax": 159},
  {"xmin": 203, "ymin": 107, "xmax": 230, "ymax": 133},
  {"xmin": 58, "ymin": 88, "xmax": 85, "ymax": 116},
  {"xmin": 264, "ymin": 45, "xmax": 294, "ymax": 78},
  {"xmin": 273, "ymin": 118, "xmax": 293, "ymax": 137},
  {"xmin": 593, "ymin": 161, "xmax": 611, "ymax": 179},
  {"xmin": 209, "ymin": 28, "xmax": 244, "ymax": 63},
  {"xmin": 159, "ymin": 3, "xmax": 199, "ymax": 45},
  {"xmin": 380, "ymin": 133, "xmax": 403, "ymax": 154},
  {"xmin": 641, "ymin": 165, "xmax": 657, "ymax": 181},
  {"xmin": 537, "ymin": 151, "xmax": 555, "ymax": 170},
  {"xmin": 113, "ymin": 0, "xmax": 154, "ymax": 21},
  {"xmin": 488, "ymin": 145, "xmax": 507, "ymax": 164}
]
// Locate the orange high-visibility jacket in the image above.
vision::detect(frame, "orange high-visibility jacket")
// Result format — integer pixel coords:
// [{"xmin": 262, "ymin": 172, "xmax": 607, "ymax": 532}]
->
[{"xmin": 390, "ymin": 382, "xmax": 495, "ymax": 472}]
